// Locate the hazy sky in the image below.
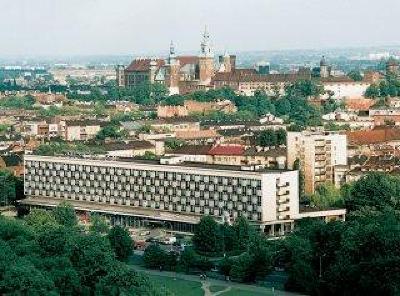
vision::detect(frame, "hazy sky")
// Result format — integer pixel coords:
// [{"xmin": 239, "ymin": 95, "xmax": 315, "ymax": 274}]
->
[{"xmin": 1, "ymin": 0, "xmax": 399, "ymax": 56}]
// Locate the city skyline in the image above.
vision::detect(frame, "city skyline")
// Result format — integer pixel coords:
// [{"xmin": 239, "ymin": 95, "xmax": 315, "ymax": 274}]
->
[{"xmin": 1, "ymin": 0, "xmax": 400, "ymax": 56}]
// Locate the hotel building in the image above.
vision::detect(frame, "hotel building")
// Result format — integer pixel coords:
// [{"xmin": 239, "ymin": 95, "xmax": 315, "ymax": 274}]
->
[{"xmin": 23, "ymin": 155, "xmax": 344, "ymax": 235}]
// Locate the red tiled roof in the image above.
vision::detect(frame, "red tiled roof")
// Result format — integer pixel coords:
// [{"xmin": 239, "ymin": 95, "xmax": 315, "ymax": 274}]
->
[
  {"xmin": 125, "ymin": 59, "xmax": 165, "ymax": 72},
  {"xmin": 208, "ymin": 145, "xmax": 245, "ymax": 156},
  {"xmin": 345, "ymin": 97, "xmax": 376, "ymax": 111},
  {"xmin": 177, "ymin": 56, "xmax": 198, "ymax": 66},
  {"xmin": 347, "ymin": 128, "xmax": 400, "ymax": 145}
]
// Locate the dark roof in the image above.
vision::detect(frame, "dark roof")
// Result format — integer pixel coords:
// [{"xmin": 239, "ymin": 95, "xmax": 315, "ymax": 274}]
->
[
  {"xmin": 244, "ymin": 147, "xmax": 287, "ymax": 157},
  {"xmin": 65, "ymin": 120, "xmax": 107, "ymax": 127},
  {"xmin": 208, "ymin": 145, "xmax": 245, "ymax": 156},
  {"xmin": 320, "ymin": 77, "xmax": 356, "ymax": 83},
  {"xmin": 125, "ymin": 59, "xmax": 165, "ymax": 72},
  {"xmin": 170, "ymin": 145, "xmax": 212, "ymax": 155},
  {"xmin": 101, "ymin": 141, "xmax": 154, "ymax": 151},
  {"xmin": 1, "ymin": 154, "xmax": 22, "ymax": 167}
]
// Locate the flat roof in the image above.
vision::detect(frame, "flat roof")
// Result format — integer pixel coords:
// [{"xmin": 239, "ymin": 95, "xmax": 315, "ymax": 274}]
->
[{"xmin": 25, "ymin": 155, "xmax": 293, "ymax": 175}]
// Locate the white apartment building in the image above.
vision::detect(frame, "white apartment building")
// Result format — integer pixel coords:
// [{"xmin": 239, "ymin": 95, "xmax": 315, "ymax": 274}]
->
[
  {"xmin": 23, "ymin": 155, "xmax": 303, "ymax": 234},
  {"xmin": 287, "ymin": 131, "xmax": 348, "ymax": 194}
]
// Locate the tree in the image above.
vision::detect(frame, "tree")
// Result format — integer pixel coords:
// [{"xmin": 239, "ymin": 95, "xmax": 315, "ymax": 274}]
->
[
  {"xmin": 90, "ymin": 214, "xmax": 109, "ymax": 234},
  {"xmin": 52, "ymin": 202, "xmax": 77, "ymax": 227},
  {"xmin": 309, "ymin": 183, "xmax": 343, "ymax": 208},
  {"xmin": 293, "ymin": 159, "xmax": 306, "ymax": 201},
  {"xmin": 275, "ymin": 98, "xmax": 291, "ymax": 116},
  {"xmin": 256, "ymin": 130, "xmax": 278, "ymax": 147},
  {"xmin": 96, "ymin": 125, "xmax": 120, "ymax": 141},
  {"xmin": 232, "ymin": 216, "xmax": 253, "ymax": 251},
  {"xmin": 0, "ymin": 214, "xmax": 162, "ymax": 295},
  {"xmin": 219, "ymin": 257, "xmax": 233, "ymax": 277},
  {"xmin": 0, "ymin": 170, "xmax": 16, "ymax": 206},
  {"xmin": 276, "ymin": 129, "xmax": 287, "ymax": 146},
  {"xmin": 326, "ymin": 209, "xmax": 400, "ymax": 296},
  {"xmin": 180, "ymin": 248, "xmax": 197, "ymax": 273},
  {"xmin": 143, "ymin": 244, "xmax": 166, "ymax": 269},
  {"xmin": 347, "ymin": 70, "xmax": 363, "ymax": 82},
  {"xmin": 0, "ymin": 260, "xmax": 56, "ymax": 295},
  {"xmin": 192, "ymin": 216, "xmax": 223, "ymax": 254},
  {"xmin": 365, "ymin": 84, "xmax": 380, "ymax": 98},
  {"xmin": 25, "ymin": 209, "xmax": 57, "ymax": 229},
  {"xmin": 107, "ymin": 225, "xmax": 133, "ymax": 262},
  {"xmin": 344, "ymin": 172, "xmax": 400, "ymax": 212},
  {"xmin": 230, "ymin": 253, "xmax": 254, "ymax": 282},
  {"xmin": 37, "ymin": 226, "xmax": 71, "ymax": 257},
  {"xmin": 95, "ymin": 262, "xmax": 166, "ymax": 296}
]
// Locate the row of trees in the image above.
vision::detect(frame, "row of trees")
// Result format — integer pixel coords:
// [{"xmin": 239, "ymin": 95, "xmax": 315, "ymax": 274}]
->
[
  {"xmin": 255, "ymin": 129, "xmax": 286, "ymax": 147},
  {"xmin": 0, "ymin": 202, "xmax": 166, "ymax": 295},
  {"xmin": 365, "ymin": 74, "xmax": 400, "ymax": 98}
]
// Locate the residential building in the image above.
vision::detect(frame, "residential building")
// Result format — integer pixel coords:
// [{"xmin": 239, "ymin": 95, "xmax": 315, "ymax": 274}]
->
[
  {"xmin": 60, "ymin": 120, "xmax": 106, "ymax": 141},
  {"xmin": 287, "ymin": 131, "xmax": 348, "ymax": 194}
]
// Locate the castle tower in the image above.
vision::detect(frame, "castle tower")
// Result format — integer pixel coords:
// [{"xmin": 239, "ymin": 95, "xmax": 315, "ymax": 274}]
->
[
  {"xmin": 149, "ymin": 59, "xmax": 158, "ymax": 83},
  {"xmin": 320, "ymin": 56, "xmax": 329, "ymax": 78},
  {"xmin": 115, "ymin": 65, "xmax": 125, "ymax": 87},
  {"xmin": 198, "ymin": 26, "xmax": 215, "ymax": 85},
  {"xmin": 166, "ymin": 40, "xmax": 180, "ymax": 95},
  {"xmin": 218, "ymin": 51, "xmax": 232, "ymax": 73}
]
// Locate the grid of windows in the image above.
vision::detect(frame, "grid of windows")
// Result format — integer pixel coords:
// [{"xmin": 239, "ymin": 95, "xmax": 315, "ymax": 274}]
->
[{"xmin": 25, "ymin": 160, "xmax": 268, "ymax": 222}]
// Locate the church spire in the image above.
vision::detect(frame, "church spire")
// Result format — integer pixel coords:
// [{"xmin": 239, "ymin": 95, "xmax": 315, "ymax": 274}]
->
[
  {"xmin": 169, "ymin": 40, "xmax": 175, "ymax": 57},
  {"xmin": 200, "ymin": 25, "xmax": 213, "ymax": 58}
]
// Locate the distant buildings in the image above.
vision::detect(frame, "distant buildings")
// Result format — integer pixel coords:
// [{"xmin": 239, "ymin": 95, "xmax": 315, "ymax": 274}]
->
[
  {"xmin": 119, "ymin": 28, "xmax": 216, "ymax": 95},
  {"xmin": 287, "ymin": 131, "xmax": 348, "ymax": 194}
]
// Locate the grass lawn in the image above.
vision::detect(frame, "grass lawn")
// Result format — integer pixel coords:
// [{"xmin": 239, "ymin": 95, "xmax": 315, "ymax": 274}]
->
[
  {"xmin": 220, "ymin": 288, "xmax": 274, "ymax": 296},
  {"xmin": 148, "ymin": 275, "xmax": 204, "ymax": 296},
  {"xmin": 209, "ymin": 285, "xmax": 227, "ymax": 293}
]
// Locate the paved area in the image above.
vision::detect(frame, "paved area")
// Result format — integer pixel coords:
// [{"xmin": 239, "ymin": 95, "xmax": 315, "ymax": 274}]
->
[{"xmin": 132, "ymin": 265, "xmax": 304, "ymax": 296}]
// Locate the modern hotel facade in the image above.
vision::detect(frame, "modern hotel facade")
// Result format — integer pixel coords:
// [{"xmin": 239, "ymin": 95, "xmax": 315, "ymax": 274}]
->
[{"xmin": 23, "ymin": 155, "xmax": 344, "ymax": 235}]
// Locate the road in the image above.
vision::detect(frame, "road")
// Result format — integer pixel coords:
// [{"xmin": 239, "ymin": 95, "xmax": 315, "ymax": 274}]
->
[{"xmin": 131, "ymin": 265, "xmax": 305, "ymax": 296}]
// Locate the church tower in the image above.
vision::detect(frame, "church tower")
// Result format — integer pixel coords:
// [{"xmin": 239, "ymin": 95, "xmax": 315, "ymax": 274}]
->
[
  {"xmin": 166, "ymin": 40, "xmax": 180, "ymax": 95},
  {"xmin": 198, "ymin": 26, "xmax": 215, "ymax": 85},
  {"xmin": 320, "ymin": 56, "xmax": 329, "ymax": 78}
]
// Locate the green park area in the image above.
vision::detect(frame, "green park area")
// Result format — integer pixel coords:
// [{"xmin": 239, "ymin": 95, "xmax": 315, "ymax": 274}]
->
[{"xmin": 147, "ymin": 274, "xmax": 275, "ymax": 296}]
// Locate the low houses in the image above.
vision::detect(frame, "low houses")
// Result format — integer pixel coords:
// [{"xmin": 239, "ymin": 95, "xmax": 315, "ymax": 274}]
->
[
  {"xmin": 346, "ymin": 127, "xmax": 400, "ymax": 157},
  {"xmin": 157, "ymin": 99, "xmax": 237, "ymax": 118},
  {"xmin": 369, "ymin": 109, "xmax": 400, "ymax": 126},
  {"xmin": 32, "ymin": 93, "xmax": 66, "ymax": 109},
  {"xmin": 168, "ymin": 144, "xmax": 286, "ymax": 168},
  {"xmin": 22, "ymin": 120, "xmax": 59, "ymax": 139},
  {"xmin": 60, "ymin": 120, "xmax": 106, "ymax": 141},
  {"xmin": 101, "ymin": 140, "xmax": 161, "ymax": 157},
  {"xmin": 344, "ymin": 97, "xmax": 376, "ymax": 113}
]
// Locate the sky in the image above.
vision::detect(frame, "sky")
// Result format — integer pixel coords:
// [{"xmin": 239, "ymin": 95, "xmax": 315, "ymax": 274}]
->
[{"xmin": 1, "ymin": 0, "xmax": 399, "ymax": 56}]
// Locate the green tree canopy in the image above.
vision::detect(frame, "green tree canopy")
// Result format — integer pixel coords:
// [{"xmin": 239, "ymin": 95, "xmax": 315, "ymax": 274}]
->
[
  {"xmin": 107, "ymin": 225, "xmax": 133, "ymax": 262},
  {"xmin": 192, "ymin": 215, "xmax": 223, "ymax": 254}
]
